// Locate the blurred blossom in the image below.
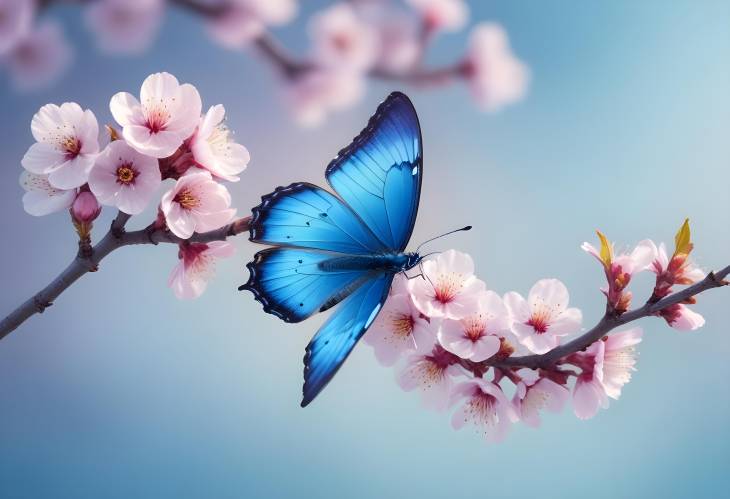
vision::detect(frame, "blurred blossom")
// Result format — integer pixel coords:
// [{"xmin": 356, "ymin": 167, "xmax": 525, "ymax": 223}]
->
[
  {"xmin": 110, "ymin": 72, "xmax": 202, "ymax": 158},
  {"xmin": 88, "ymin": 139, "xmax": 161, "ymax": 215},
  {"xmin": 4, "ymin": 21, "xmax": 72, "ymax": 91},
  {"xmin": 309, "ymin": 2, "xmax": 379, "ymax": 71},
  {"xmin": 283, "ymin": 68, "xmax": 365, "ymax": 127},
  {"xmin": 168, "ymin": 241, "xmax": 236, "ymax": 299},
  {"xmin": 512, "ymin": 371, "xmax": 569, "ymax": 428},
  {"xmin": 71, "ymin": 190, "xmax": 101, "ymax": 224},
  {"xmin": 207, "ymin": 0, "xmax": 297, "ymax": 50},
  {"xmin": 85, "ymin": 0, "xmax": 164, "ymax": 55},
  {"xmin": 437, "ymin": 290, "xmax": 509, "ymax": 362},
  {"xmin": 450, "ymin": 378, "xmax": 517, "ymax": 443},
  {"xmin": 18, "ymin": 171, "xmax": 76, "ymax": 216},
  {"xmin": 160, "ymin": 169, "xmax": 236, "ymax": 239},
  {"xmin": 22, "ymin": 102, "xmax": 99, "ymax": 190},
  {"xmin": 408, "ymin": 250, "xmax": 486, "ymax": 320},
  {"xmin": 356, "ymin": 2, "xmax": 420, "ymax": 73},
  {"xmin": 464, "ymin": 23, "xmax": 529, "ymax": 113},
  {"xmin": 503, "ymin": 279, "xmax": 582, "ymax": 355},
  {"xmin": 406, "ymin": 0, "xmax": 468, "ymax": 33},
  {"xmin": 364, "ymin": 276, "xmax": 431, "ymax": 367},
  {"xmin": 0, "ymin": 0, "xmax": 34, "ymax": 55},
  {"xmin": 190, "ymin": 104, "xmax": 250, "ymax": 182},
  {"xmin": 397, "ymin": 340, "xmax": 460, "ymax": 411}
]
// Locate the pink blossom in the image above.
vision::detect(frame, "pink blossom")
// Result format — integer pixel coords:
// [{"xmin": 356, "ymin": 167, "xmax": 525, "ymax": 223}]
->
[
  {"xmin": 406, "ymin": 0, "xmax": 468, "ymax": 33},
  {"xmin": 660, "ymin": 303, "xmax": 705, "ymax": 331},
  {"xmin": 110, "ymin": 72, "xmax": 202, "ymax": 158},
  {"xmin": 650, "ymin": 241, "xmax": 705, "ymax": 295},
  {"xmin": 503, "ymin": 279, "xmax": 582, "ymax": 354},
  {"xmin": 450, "ymin": 378, "xmax": 517, "ymax": 443},
  {"xmin": 160, "ymin": 169, "xmax": 236, "ymax": 239},
  {"xmin": 283, "ymin": 69, "xmax": 365, "ymax": 127},
  {"xmin": 22, "ymin": 102, "xmax": 99, "ymax": 190},
  {"xmin": 0, "ymin": 0, "xmax": 34, "ymax": 56},
  {"xmin": 571, "ymin": 327, "xmax": 642, "ymax": 419},
  {"xmin": 190, "ymin": 105, "xmax": 250, "ymax": 182},
  {"xmin": 364, "ymin": 277, "xmax": 431, "ymax": 366},
  {"xmin": 4, "ymin": 21, "xmax": 72, "ymax": 92},
  {"xmin": 512, "ymin": 369, "xmax": 569, "ymax": 427},
  {"xmin": 309, "ymin": 3, "xmax": 379, "ymax": 71},
  {"xmin": 85, "ymin": 0, "xmax": 164, "ymax": 55},
  {"xmin": 397, "ymin": 341, "xmax": 460, "ymax": 411},
  {"xmin": 437, "ymin": 290, "xmax": 509, "ymax": 362},
  {"xmin": 71, "ymin": 191, "xmax": 101, "ymax": 224},
  {"xmin": 18, "ymin": 171, "xmax": 76, "ymax": 217},
  {"xmin": 464, "ymin": 23, "xmax": 529, "ymax": 113},
  {"xmin": 207, "ymin": 0, "xmax": 297, "ymax": 50},
  {"xmin": 88, "ymin": 139, "xmax": 161, "ymax": 215},
  {"xmin": 358, "ymin": 3, "xmax": 420, "ymax": 74},
  {"xmin": 407, "ymin": 250, "xmax": 485, "ymax": 320},
  {"xmin": 168, "ymin": 241, "xmax": 236, "ymax": 299}
]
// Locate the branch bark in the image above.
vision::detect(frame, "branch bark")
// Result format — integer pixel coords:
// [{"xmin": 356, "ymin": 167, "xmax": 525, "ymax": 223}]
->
[
  {"xmin": 0, "ymin": 214, "xmax": 251, "ymax": 341},
  {"xmin": 472, "ymin": 264, "xmax": 730, "ymax": 371}
]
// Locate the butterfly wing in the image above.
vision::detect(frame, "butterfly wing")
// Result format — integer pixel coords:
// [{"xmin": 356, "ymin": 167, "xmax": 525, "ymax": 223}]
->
[
  {"xmin": 301, "ymin": 272, "xmax": 394, "ymax": 407},
  {"xmin": 326, "ymin": 92, "xmax": 422, "ymax": 252},
  {"xmin": 249, "ymin": 182, "xmax": 386, "ymax": 254},
  {"xmin": 241, "ymin": 248, "xmax": 373, "ymax": 323}
]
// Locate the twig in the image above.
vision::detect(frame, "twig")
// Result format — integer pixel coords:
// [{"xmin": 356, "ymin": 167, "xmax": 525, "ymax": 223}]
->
[{"xmin": 0, "ymin": 213, "xmax": 251, "ymax": 340}]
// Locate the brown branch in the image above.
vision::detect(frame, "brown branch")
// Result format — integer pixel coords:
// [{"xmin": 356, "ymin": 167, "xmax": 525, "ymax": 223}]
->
[
  {"xmin": 0, "ymin": 213, "xmax": 251, "ymax": 341},
  {"xmin": 466, "ymin": 265, "xmax": 730, "ymax": 371}
]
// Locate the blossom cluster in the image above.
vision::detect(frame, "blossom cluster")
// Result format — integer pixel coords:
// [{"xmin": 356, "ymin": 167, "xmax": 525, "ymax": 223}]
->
[
  {"xmin": 1, "ymin": 0, "xmax": 529, "ymax": 126},
  {"xmin": 19, "ymin": 71, "xmax": 249, "ymax": 299},
  {"xmin": 364, "ymin": 222, "xmax": 705, "ymax": 442}
]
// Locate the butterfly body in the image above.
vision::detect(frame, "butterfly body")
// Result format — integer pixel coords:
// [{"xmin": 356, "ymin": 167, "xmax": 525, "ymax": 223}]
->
[{"xmin": 241, "ymin": 92, "xmax": 424, "ymax": 406}]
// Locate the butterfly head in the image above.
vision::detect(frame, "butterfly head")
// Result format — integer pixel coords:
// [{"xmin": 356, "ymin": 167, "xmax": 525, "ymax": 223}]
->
[{"xmin": 404, "ymin": 252, "xmax": 423, "ymax": 271}]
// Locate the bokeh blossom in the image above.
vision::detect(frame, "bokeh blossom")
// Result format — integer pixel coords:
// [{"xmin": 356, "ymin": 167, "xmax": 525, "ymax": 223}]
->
[
  {"xmin": 0, "ymin": 0, "xmax": 34, "ymax": 55},
  {"xmin": 406, "ymin": 0, "xmax": 468, "ymax": 33},
  {"xmin": 85, "ymin": 0, "xmax": 164, "ymax": 55},
  {"xmin": 207, "ymin": 0, "xmax": 297, "ymax": 49},
  {"xmin": 4, "ymin": 20, "xmax": 72, "ymax": 91},
  {"xmin": 309, "ymin": 2, "xmax": 379, "ymax": 71}
]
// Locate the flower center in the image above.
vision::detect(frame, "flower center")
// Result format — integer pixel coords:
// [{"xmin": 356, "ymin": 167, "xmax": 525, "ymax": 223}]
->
[
  {"xmin": 465, "ymin": 391, "xmax": 499, "ymax": 429},
  {"xmin": 116, "ymin": 164, "xmax": 136, "ymax": 185},
  {"xmin": 61, "ymin": 136, "xmax": 82, "ymax": 159},
  {"xmin": 332, "ymin": 33, "xmax": 352, "ymax": 53},
  {"xmin": 390, "ymin": 313, "xmax": 414, "ymax": 339},
  {"xmin": 412, "ymin": 358, "xmax": 446, "ymax": 389},
  {"xmin": 526, "ymin": 308, "xmax": 551, "ymax": 334},
  {"xmin": 463, "ymin": 316, "xmax": 486, "ymax": 342},
  {"xmin": 145, "ymin": 104, "xmax": 170, "ymax": 134},
  {"xmin": 434, "ymin": 273, "xmax": 463, "ymax": 304},
  {"xmin": 174, "ymin": 189, "xmax": 200, "ymax": 209}
]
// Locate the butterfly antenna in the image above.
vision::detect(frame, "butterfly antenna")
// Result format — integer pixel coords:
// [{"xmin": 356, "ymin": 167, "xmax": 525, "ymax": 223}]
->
[{"xmin": 415, "ymin": 225, "xmax": 472, "ymax": 253}]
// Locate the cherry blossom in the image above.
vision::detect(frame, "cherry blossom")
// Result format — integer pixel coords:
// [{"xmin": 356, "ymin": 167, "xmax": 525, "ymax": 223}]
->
[
  {"xmin": 437, "ymin": 290, "xmax": 509, "ymax": 362},
  {"xmin": 397, "ymin": 341, "xmax": 461, "ymax": 411},
  {"xmin": 364, "ymin": 277, "xmax": 431, "ymax": 366},
  {"xmin": 659, "ymin": 303, "xmax": 705, "ymax": 331},
  {"xmin": 85, "ymin": 0, "xmax": 164, "ymax": 55},
  {"xmin": 408, "ymin": 250, "xmax": 486, "ymax": 320},
  {"xmin": 406, "ymin": 0, "xmax": 468, "ymax": 33},
  {"xmin": 18, "ymin": 171, "xmax": 76, "ymax": 217},
  {"xmin": 88, "ymin": 139, "xmax": 161, "ymax": 215},
  {"xmin": 168, "ymin": 241, "xmax": 236, "ymax": 299},
  {"xmin": 110, "ymin": 72, "xmax": 202, "ymax": 158},
  {"xmin": 283, "ymin": 69, "xmax": 365, "ymax": 127},
  {"xmin": 463, "ymin": 23, "xmax": 530, "ymax": 113},
  {"xmin": 651, "ymin": 242, "xmax": 705, "ymax": 291},
  {"xmin": 190, "ymin": 105, "xmax": 250, "ymax": 182},
  {"xmin": 503, "ymin": 279, "xmax": 582, "ymax": 354},
  {"xmin": 207, "ymin": 0, "xmax": 297, "ymax": 50},
  {"xmin": 357, "ymin": 2, "xmax": 420, "ymax": 73},
  {"xmin": 4, "ymin": 21, "xmax": 72, "ymax": 92},
  {"xmin": 0, "ymin": 0, "xmax": 34, "ymax": 56},
  {"xmin": 160, "ymin": 169, "xmax": 236, "ymax": 239},
  {"xmin": 512, "ymin": 371, "xmax": 569, "ymax": 428},
  {"xmin": 22, "ymin": 102, "xmax": 99, "ymax": 190},
  {"xmin": 450, "ymin": 378, "xmax": 517, "ymax": 443},
  {"xmin": 309, "ymin": 2, "xmax": 379, "ymax": 71}
]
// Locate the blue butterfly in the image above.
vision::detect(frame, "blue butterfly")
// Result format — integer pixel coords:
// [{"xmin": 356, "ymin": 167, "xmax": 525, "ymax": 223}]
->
[{"xmin": 241, "ymin": 92, "xmax": 432, "ymax": 406}]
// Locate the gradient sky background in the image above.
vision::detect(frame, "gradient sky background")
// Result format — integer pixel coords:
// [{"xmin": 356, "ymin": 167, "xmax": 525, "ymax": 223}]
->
[{"xmin": 1, "ymin": 1, "xmax": 729, "ymax": 498}]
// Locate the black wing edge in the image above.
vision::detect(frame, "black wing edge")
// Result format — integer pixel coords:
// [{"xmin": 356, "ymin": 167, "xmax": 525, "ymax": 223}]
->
[
  {"xmin": 248, "ymin": 181, "xmax": 320, "ymax": 244},
  {"xmin": 324, "ymin": 91, "xmax": 422, "ymax": 179},
  {"xmin": 238, "ymin": 248, "xmax": 297, "ymax": 323}
]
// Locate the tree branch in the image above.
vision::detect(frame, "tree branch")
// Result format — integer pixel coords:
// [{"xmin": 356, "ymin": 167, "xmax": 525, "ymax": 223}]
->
[
  {"xmin": 0, "ymin": 214, "xmax": 251, "ymax": 341},
  {"xmin": 470, "ymin": 264, "xmax": 730, "ymax": 371}
]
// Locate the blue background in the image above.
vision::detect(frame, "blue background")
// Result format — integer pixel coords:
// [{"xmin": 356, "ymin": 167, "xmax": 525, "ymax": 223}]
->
[{"xmin": 1, "ymin": 1, "xmax": 728, "ymax": 498}]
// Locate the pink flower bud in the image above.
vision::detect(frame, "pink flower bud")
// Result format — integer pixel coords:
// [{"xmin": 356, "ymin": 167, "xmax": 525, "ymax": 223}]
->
[{"xmin": 71, "ymin": 191, "xmax": 101, "ymax": 223}]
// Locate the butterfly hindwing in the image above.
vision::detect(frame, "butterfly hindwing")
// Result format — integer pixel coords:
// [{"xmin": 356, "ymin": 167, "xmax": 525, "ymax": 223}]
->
[
  {"xmin": 301, "ymin": 272, "xmax": 394, "ymax": 407},
  {"xmin": 326, "ymin": 92, "xmax": 422, "ymax": 251},
  {"xmin": 249, "ymin": 182, "xmax": 386, "ymax": 254},
  {"xmin": 241, "ymin": 248, "xmax": 374, "ymax": 323}
]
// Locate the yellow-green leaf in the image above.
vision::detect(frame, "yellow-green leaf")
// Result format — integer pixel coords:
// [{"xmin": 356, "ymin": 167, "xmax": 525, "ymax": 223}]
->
[
  {"xmin": 674, "ymin": 218, "xmax": 692, "ymax": 256},
  {"xmin": 597, "ymin": 230, "xmax": 612, "ymax": 266}
]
